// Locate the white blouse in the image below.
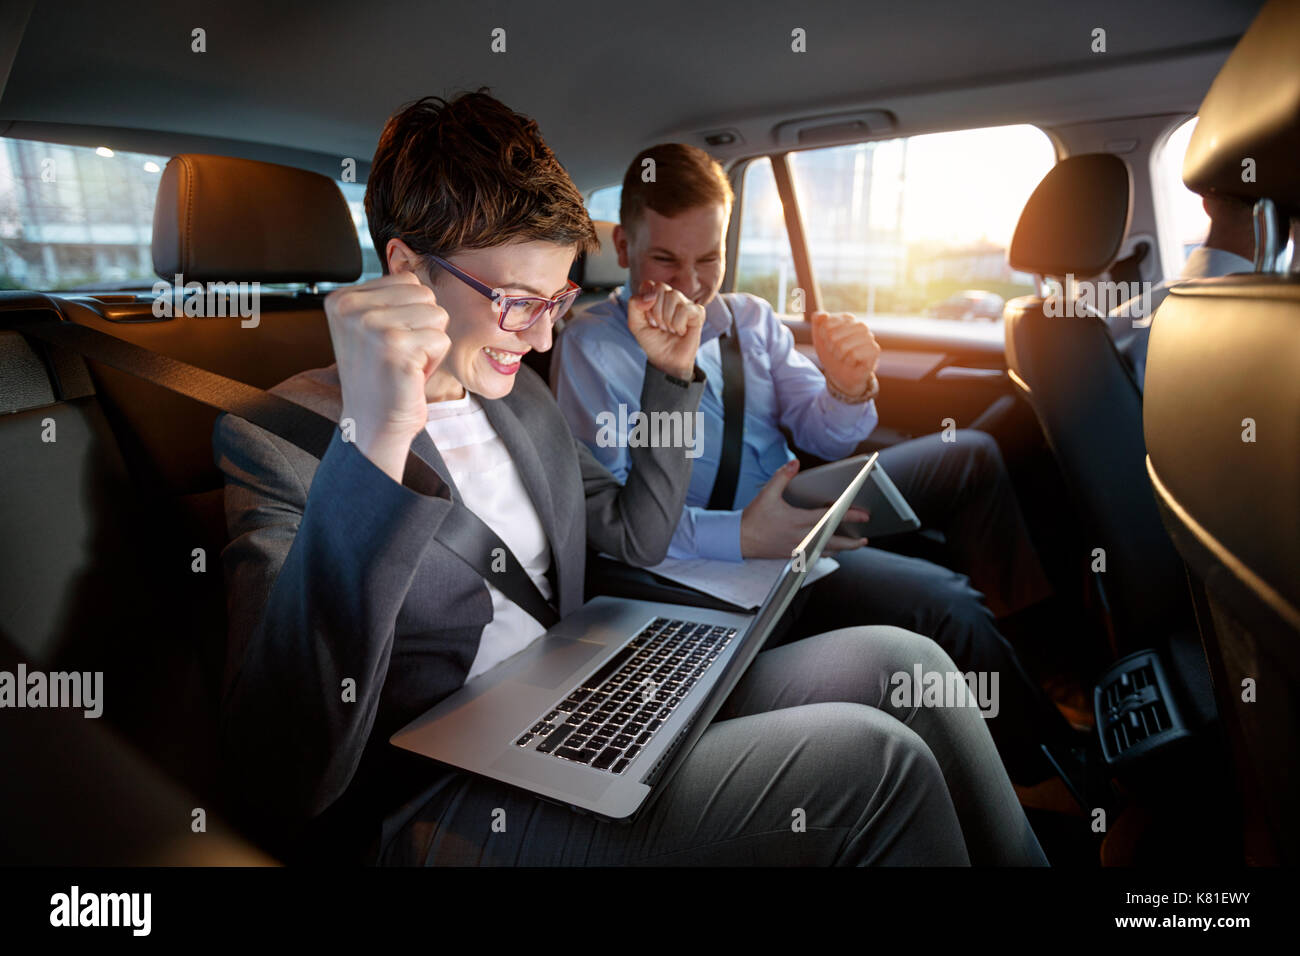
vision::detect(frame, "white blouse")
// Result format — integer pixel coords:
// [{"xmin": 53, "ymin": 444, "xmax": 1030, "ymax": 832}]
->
[{"xmin": 423, "ymin": 392, "xmax": 553, "ymax": 680}]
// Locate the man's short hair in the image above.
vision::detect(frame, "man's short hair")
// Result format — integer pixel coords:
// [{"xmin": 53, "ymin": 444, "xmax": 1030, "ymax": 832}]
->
[
  {"xmin": 365, "ymin": 90, "xmax": 597, "ymax": 274},
  {"xmin": 618, "ymin": 143, "xmax": 734, "ymax": 233},
  {"xmin": 1203, "ymin": 192, "xmax": 1254, "ymax": 223}
]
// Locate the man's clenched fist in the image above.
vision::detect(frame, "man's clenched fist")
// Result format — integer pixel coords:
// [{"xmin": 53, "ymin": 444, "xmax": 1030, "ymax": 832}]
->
[
  {"xmin": 628, "ymin": 279, "xmax": 705, "ymax": 380},
  {"xmin": 324, "ymin": 271, "xmax": 452, "ymax": 483},
  {"xmin": 811, "ymin": 311, "xmax": 881, "ymax": 399}
]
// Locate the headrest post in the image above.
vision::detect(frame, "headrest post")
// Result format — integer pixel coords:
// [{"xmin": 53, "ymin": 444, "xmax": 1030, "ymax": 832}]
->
[
  {"xmin": 1278, "ymin": 229, "xmax": 1295, "ymax": 275},
  {"xmin": 1252, "ymin": 199, "xmax": 1279, "ymax": 274}
]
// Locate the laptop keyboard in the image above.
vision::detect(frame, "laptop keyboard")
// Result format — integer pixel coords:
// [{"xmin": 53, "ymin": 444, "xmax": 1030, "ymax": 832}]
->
[{"xmin": 514, "ymin": 618, "xmax": 737, "ymax": 775}]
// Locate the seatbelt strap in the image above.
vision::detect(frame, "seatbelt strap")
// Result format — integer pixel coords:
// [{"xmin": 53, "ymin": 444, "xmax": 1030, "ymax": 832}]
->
[
  {"xmin": 706, "ymin": 301, "xmax": 746, "ymax": 511},
  {"xmin": 16, "ymin": 316, "xmax": 560, "ymax": 629}
]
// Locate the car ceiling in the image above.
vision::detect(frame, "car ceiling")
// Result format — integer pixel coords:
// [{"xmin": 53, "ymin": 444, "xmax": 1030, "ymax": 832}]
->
[{"xmin": 0, "ymin": 0, "xmax": 1267, "ymax": 190}]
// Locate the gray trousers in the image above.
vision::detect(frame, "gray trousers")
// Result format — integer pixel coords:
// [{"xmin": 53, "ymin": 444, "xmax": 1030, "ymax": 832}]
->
[{"xmin": 384, "ymin": 626, "xmax": 1048, "ymax": 866}]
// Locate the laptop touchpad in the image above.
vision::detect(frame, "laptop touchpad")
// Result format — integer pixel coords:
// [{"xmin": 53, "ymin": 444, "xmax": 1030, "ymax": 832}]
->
[{"xmin": 516, "ymin": 639, "xmax": 606, "ymax": 689}]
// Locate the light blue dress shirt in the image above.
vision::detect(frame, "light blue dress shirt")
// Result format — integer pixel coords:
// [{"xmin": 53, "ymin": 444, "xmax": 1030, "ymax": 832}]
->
[
  {"xmin": 1109, "ymin": 245, "xmax": 1255, "ymax": 390},
  {"xmin": 552, "ymin": 287, "xmax": 878, "ymax": 561}
]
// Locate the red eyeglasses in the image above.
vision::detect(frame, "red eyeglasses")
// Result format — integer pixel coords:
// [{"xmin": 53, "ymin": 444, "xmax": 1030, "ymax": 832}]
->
[{"xmin": 426, "ymin": 253, "xmax": 580, "ymax": 332}]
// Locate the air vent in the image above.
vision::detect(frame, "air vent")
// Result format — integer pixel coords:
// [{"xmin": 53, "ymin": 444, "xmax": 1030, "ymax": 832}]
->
[
  {"xmin": 1101, "ymin": 662, "xmax": 1155, "ymax": 713},
  {"xmin": 1107, "ymin": 698, "xmax": 1171, "ymax": 756},
  {"xmin": 1094, "ymin": 650, "xmax": 1192, "ymax": 767}
]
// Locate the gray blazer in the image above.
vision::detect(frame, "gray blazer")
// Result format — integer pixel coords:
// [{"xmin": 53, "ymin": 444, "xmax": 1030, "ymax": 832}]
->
[{"xmin": 212, "ymin": 359, "xmax": 705, "ymax": 859}]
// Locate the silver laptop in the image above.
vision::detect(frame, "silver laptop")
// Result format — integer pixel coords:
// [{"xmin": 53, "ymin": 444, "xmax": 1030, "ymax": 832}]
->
[{"xmin": 390, "ymin": 453, "xmax": 879, "ymax": 822}]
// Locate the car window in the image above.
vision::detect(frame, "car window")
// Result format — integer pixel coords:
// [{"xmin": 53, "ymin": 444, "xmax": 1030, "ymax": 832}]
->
[
  {"xmin": 734, "ymin": 157, "xmax": 799, "ymax": 312},
  {"xmin": 1152, "ymin": 116, "xmax": 1211, "ymax": 278},
  {"xmin": 736, "ymin": 125, "xmax": 1056, "ymax": 322},
  {"xmin": 0, "ymin": 136, "xmax": 380, "ymax": 291},
  {"xmin": 0, "ymin": 138, "xmax": 166, "ymax": 291},
  {"xmin": 339, "ymin": 180, "xmax": 382, "ymax": 279},
  {"xmin": 586, "ymin": 185, "xmax": 621, "ymax": 223}
]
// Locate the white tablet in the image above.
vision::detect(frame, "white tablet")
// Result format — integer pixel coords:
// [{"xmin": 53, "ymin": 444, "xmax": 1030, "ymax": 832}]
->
[{"xmin": 782, "ymin": 454, "xmax": 921, "ymax": 539}]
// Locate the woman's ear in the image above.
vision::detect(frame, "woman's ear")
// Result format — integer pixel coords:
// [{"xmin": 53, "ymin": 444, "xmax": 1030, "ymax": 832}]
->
[{"xmin": 385, "ymin": 237, "xmax": 424, "ymax": 277}]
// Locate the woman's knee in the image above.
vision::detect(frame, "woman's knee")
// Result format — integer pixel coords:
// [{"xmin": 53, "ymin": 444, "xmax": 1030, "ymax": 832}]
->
[
  {"xmin": 781, "ymin": 702, "xmax": 966, "ymax": 863},
  {"xmin": 777, "ymin": 700, "xmax": 952, "ymax": 806},
  {"xmin": 810, "ymin": 625, "xmax": 962, "ymax": 684}
]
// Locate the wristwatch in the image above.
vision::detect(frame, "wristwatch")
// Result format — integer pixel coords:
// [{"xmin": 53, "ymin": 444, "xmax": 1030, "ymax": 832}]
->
[{"xmin": 826, "ymin": 372, "xmax": 879, "ymax": 405}]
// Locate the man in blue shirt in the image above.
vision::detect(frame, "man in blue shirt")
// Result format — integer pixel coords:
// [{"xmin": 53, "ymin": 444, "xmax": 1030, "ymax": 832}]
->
[
  {"xmin": 1109, "ymin": 193, "xmax": 1255, "ymax": 391},
  {"xmin": 552, "ymin": 143, "xmax": 1077, "ymax": 787}
]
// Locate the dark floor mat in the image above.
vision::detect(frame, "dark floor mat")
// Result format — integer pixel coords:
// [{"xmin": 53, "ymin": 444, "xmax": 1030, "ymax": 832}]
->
[{"xmin": 1023, "ymin": 806, "xmax": 1102, "ymax": 867}]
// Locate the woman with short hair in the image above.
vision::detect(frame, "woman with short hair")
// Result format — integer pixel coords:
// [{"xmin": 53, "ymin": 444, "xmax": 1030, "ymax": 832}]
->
[{"xmin": 213, "ymin": 91, "xmax": 1046, "ymax": 866}]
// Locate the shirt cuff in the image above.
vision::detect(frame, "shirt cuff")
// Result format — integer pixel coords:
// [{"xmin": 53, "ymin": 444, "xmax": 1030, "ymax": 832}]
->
[
  {"xmin": 693, "ymin": 508, "xmax": 745, "ymax": 562},
  {"xmin": 822, "ymin": 386, "xmax": 878, "ymax": 428}
]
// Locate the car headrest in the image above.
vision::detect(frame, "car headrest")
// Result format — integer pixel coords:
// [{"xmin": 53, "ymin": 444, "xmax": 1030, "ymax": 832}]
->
[
  {"xmin": 1182, "ymin": 0, "xmax": 1300, "ymax": 216},
  {"xmin": 1008, "ymin": 153, "xmax": 1132, "ymax": 279},
  {"xmin": 152, "ymin": 154, "xmax": 362, "ymax": 283},
  {"xmin": 574, "ymin": 220, "xmax": 626, "ymax": 289}
]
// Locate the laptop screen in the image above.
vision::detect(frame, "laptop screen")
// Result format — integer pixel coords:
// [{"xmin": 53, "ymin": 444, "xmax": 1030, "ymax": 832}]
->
[{"xmin": 743, "ymin": 452, "xmax": 879, "ymax": 644}]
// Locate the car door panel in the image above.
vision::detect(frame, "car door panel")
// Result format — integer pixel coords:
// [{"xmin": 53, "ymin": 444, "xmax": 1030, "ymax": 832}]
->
[{"xmin": 782, "ymin": 315, "xmax": 1016, "ymax": 445}]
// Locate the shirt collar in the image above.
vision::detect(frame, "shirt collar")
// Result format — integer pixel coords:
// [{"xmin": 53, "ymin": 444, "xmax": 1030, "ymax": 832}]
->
[
  {"xmin": 703, "ymin": 294, "xmax": 733, "ymax": 342},
  {"xmin": 1181, "ymin": 246, "xmax": 1254, "ymax": 280}
]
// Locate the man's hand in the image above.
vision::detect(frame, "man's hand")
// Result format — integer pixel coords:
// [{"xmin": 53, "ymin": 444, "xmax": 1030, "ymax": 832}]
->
[
  {"xmin": 628, "ymin": 279, "xmax": 705, "ymax": 380},
  {"xmin": 739, "ymin": 459, "xmax": 871, "ymax": 559},
  {"xmin": 323, "ymin": 271, "xmax": 452, "ymax": 483},
  {"xmin": 811, "ymin": 311, "xmax": 881, "ymax": 399}
]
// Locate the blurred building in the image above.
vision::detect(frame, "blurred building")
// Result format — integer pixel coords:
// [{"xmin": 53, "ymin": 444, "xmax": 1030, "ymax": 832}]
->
[
  {"xmin": 0, "ymin": 137, "xmax": 377, "ymax": 291},
  {"xmin": 0, "ymin": 138, "xmax": 160, "ymax": 290}
]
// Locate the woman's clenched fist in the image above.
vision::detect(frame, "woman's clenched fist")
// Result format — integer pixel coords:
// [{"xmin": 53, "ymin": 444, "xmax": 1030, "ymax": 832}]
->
[{"xmin": 324, "ymin": 271, "xmax": 453, "ymax": 483}]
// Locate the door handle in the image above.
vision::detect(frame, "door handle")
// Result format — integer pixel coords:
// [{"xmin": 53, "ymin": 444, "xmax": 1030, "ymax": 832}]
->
[{"xmin": 933, "ymin": 366, "xmax": 1006, "ymax": 382}]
